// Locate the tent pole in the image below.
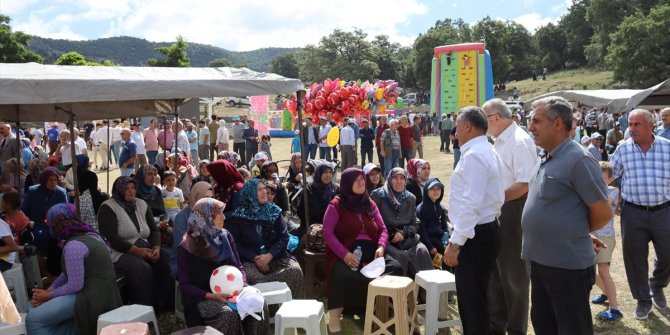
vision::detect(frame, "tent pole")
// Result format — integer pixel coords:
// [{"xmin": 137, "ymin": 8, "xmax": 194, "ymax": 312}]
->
[
  {"xmin": 295, "ymin": 90, "xmax": 310, "ymax": 231},
  {"xmin": 68, "ymin": 112, "xmax": 80, "ymax": 213},
  {"xmin": 173, "ymin": 100, "xmax": 179, "ymax": 172},
  {"xmin": 14, "ymin": 106, "xmax": 22, "ymax": 193},
  {"xmin": 106, "ymin": 119, "xmax": 110, "ymax": 194}
]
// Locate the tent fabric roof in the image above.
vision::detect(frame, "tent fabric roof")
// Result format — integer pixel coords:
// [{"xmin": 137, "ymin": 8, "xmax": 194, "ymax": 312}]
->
[
  {"xmin": 626, "ymin": 78, "xmax": 670, "ymax": 110},
  {"xmin": 525, "ymin": 89, "xmax": 642, "ymax": 114},
  {"xmin": 0, "ymin": 63, "xmax": 304, "ymax": 122}
]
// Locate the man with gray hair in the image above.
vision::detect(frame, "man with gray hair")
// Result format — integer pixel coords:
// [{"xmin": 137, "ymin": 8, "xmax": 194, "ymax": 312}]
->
[
  {"xmin": 443, "ymin": 106, "xmax": 504, "ymax": 334},
  {"xmin": 610, "ymin": 108, "xmax": 670, "ymax": 319},
  {"xmin": 118, "ymin": 128, "xmax": 137, "ymax": 177},
  {"xmin": 522, "ymin": 96, "xmax": 611, "ymax": 333},
  {"xmin": 0, "ymin": 123, "xmax": 18, "ymax": 175},
  {"xmin": 483, "ymin": 98, "xmax": 538, "ymax": 335},
  {"xmin": 656, "ymin": 107, "xmax": 670, "ymax": 140}
]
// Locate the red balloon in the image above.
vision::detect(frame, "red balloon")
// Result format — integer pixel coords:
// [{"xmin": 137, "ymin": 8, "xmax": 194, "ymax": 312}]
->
[
  {"xmin": 339, "ymin": 88, "xmax": 350, "ymax": 100},
  {"xmin": 327, "ymin": 92, "xmax": 340, "ymax": 107},
  {"xmin": 341, "ymin": 100, "xmax": 351, "ymax": 113},
  {"xmin": 305, "ymin": 102, "xmax": 314, "ymax": 113},
  {"xmin": 315, "ymin": 96, "xmax": 326, "ymax": 110}
]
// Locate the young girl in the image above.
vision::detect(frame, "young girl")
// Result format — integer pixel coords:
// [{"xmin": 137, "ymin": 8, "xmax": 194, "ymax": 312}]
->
[
  {"xmin": 591, "ymin": 161, "xmax": 622, "ymax": 321},
  {"xmin": 363, "ymin": 163, "xmax": 384, "ymax": 193},
  {"xmin": 416, "ymin": 177, "xmax": 449, "ymax": 267},
  {"xmin": 260, "ymin": 135, "xmax": 272, "ymax": 160}
]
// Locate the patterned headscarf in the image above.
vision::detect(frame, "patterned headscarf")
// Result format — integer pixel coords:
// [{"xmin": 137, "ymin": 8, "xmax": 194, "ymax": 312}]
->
[
  {"xmin": 336, "ymin": 168, "xmax": 374, "ymax": 216},
  {"xmin": 46, "ymin": 203, "xmax": 98, "ymax": 244},
  {"xmin": 181, "ymin": 198, "xmax": 233, "ymax": 264},
  {"xmin": 218, "ymin": 150, "xmax": 240, "ymax": 167},
  {"xmin": 112, "ymin": 176, "xmax": 137, "ymax": 216},
  {"xmin": 29, "ymin": 158, "xmax": 48, "ymax": 183},
  {"xmin": 229, "ymin": 179, "xmax": 282, "ymax": 223},
  {"xmin": 379, "ymin": 167, "xmax": 409, "ymax": 213},
  {"xmin": 406, "ymin": 159, "xmax": 427, "ymax": 181},
  {"xmin": 207, "ymin": 159, "xmax": 245, "ymax": 204},
  {"xmin": 135, "ymin": 164, "xmax": 160, "ymax": 202}
]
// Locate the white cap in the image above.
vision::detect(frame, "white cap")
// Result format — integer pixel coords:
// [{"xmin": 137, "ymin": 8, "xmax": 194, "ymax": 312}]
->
[
  {"xmin": 236, "ymin": 286, "xmax": 265, "ymax": 321},
  {"xmin": 363, "ymin": 163, "xmax": 381, "ymax": 176},
  {"xmin": 254, "ymin": 152, "xmax": 269, "ymax": 161},
  {"xmin": 580, "ymin": 135, "xmax": 591, "ymax": 145}
]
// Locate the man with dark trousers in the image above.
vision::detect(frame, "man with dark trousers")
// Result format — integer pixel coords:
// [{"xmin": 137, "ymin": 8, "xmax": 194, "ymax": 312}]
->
[
  {"xmin": 522, "ymin": 96, "xmax": 611, "ymax": 334},
  {"xmin": 443, "ymin": 106, "xmax": 504, "ymax": 335}
]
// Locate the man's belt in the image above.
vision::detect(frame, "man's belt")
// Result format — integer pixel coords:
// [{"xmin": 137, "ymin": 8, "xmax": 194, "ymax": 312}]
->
[{"xmin": 624, "ymin": 200, "xmax": 670, "ymax": 212}]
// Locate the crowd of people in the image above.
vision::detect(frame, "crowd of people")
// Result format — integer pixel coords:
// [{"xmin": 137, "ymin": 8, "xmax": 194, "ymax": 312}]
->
[{"xmin": 0, "ymin": 102, "xmax": 668, "ymax": 334}]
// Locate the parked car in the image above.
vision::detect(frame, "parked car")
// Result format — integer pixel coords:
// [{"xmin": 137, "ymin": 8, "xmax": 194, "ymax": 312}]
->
[
  {"xmin": 505, "ymin": 100, "xmax": 524, "ymax": 111},
  {"xmin": 403, "ymin": 93, "xmax": 419, "ymax": 106},
  {"xmin": 227, "ymin": 96, "xmax": 250, "ymax": 107}
]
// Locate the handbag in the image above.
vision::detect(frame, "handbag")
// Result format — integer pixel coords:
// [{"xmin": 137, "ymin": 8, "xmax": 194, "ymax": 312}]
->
[
  {"xmin": 305, "ymin": 224, "xmax": 327, "ymax": 252},
  {"xmin": 395, "ymin": 233, "xmax": 420, "ymax": 250}
]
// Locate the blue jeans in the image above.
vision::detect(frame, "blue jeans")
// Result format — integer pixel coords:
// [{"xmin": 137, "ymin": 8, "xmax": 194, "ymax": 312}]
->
[
  {"xmin": 401, "ymin": 148, "xmax": 414, "ymax": 167},
  {"xmin": 319, "ymin": 146, "xmax": 331, "ymax": 161},
  {"xmin": 305, "ymin": 144, "xmax": 317, "ymax": 160},
  {"xmin": 147, "ymin": 151, "xmax": 158, "ymax": 165},
  {"xmin": 26, "ymin": 294, "xmax": 76, "ymax": 335},
  {"xmin": 453, "ymin": 148, "xmax": 461, "ymax": 169},
  {"xmin": 384, "ymin": 149, "xmax": 400, "ymax": 178},
  {"xmin": 111, "ymin": 140, "xmax": 122, "ymax": 164},
  {"xmin": 120, "ymin": 167, "xmax": 134, "ymax": 177}
]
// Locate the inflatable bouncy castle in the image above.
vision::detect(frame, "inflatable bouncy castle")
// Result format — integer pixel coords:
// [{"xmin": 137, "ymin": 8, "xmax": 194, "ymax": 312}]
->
[{"xmin": 430, "ymin": 43, "xmax": 494, "ymax": 116}]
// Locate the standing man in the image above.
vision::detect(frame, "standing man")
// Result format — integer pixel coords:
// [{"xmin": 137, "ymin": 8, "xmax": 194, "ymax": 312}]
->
[
  {"xmin": 231, "ymin": 116, "xmax": 246, "ymax": 166},
  {"xmin": 0, "ymin": 123, "xmax": 18, "ymax": 175},
  {"xmin": 175, "ymin": 121, "xmax": 190, "ymax": 160},
  {"xmin": 118, "ymin": 128, "xmax": 138, "ymax": 177},
  {"xmin": 243, "ymin": 120, "xmax": 259, "ymax": 167},
  {"xmin": 186, "ymin": 123, "xmax": 199, "ymax": 165},
  {"xmin": 655, "ymin": 107, "xmax": 670, "ymax": 140},
  {"xmin": 610, "ymin": 108, "xmax": 670, "ymax": 320},
  {"xmin": 483, "ymin": 98, "xmax": 538, "ymax": 335},
  {"xmin": 208, "ymin": 115, "xmax": 219, "ymax": 161},
  {"xmin": 198, "ymin": 120, "xmax": 210, "ymax": 163},
  {"xmin": 47, "ymin": 123, "xmax": 60, "ymax": 156},
  {"xmin": 157, "ymin": 120, "xmax": 174, "ymax": 154},
  {"xmin": 441, "ymin": 114, "xmax": 454, "ymax": 153},
  {"xmin": 318, "ymin": 117, "xmax": 332, "ymax": 161},
  {"xmin": 339, "ymin": 118, "xmax": 356, "ymax": 170},
  {"xmin": 359, "ymin": 119, "xmax": 375, "ymax": 165},
  {"xmin": 130, "ymin": 122, "xmax": 147, "ymax": 173},
  {"xmin": 585, "ymin": 108, "xmax": 598, "ymax": 136},
  {"xmin": 412, "ymin": 115, "xmax": 423, "ymax": 159},
  {"xmin": 375, "ymin": 115, "xmax": 389, "ymax": 167},
  {"xmin": 143, "ymin": 119, "xmax": 159, "ymax": 165},
  {"xmin": 443, "ymin": 106, "xmax": 504, "ymax": 335},
  {"xmin": 89, "ymin": 123, "xmax": 102, "ymax": 170},
  {"xmin": 302, "ymin": 118, "xmax": 319, "ymax": 160},
  {"xmin": 98, "ymin": 121, "xmax": 110, "ymax": 170},
  {"xmin": 110, "ymin": 120, "xmax": 122, "ymax": 166},
  {"xmin": 522, "ymin": 96, "xmax": 611, "ymax": 334},
  {"xmin": 597, "ymin": 108, "xmax": 609, "ymax": 138},
  {"xmin": 606, "ymin": 121, "xmax": 624, "ymax": 153}
]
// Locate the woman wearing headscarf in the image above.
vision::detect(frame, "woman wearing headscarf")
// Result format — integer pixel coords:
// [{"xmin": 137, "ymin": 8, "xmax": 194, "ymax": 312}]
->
[
  {"xmin": 405, "ymin": 158, "xmax": 431, "ymax": 205},
  {"xmin": 25, "ymin": 157, "xmax": 48, "ymax": 194},
  {"xmin": 226, "ymin": 179, "xmax": 304, "ymax": 299},
  {"xmin": 170, "ymin": 182, "xmax": 213, "ymax": 277},
  {"xmin": 363, "ymin": 163, "xmax": 384, "ymax": 193},
  {"xmin": 286, "ymin": 152, "xmax": 303, "ymax": 188},
  {"xmin": 98, "ymin": 176, "xmax": 174, "ymax": 310},
  {"xmin": 218, "ymin": 150, "xmax": 240, "ymax": 167},
  {"xmin": 216, "ymin": 119, "xmax": 229, "ymax": 152},
  {"xmin": 322, "ymin": 168, "xmax": 402, "ymax": 332},
  {"xmin": 207, "ymin": 159, "xmax": 246, "ymax": 213},
  {"xmin": 296, "ymin": 161, "xmax": 339, "ymax": 238},
  {"xmin": 135, "ymin": 164, "xmax": 167, "ymax": 217},
  {"xmin": 65, "ymin": 155, "xmax": 105, "ymax": 229},
  {"xmin": 258, "ymin": 161, "xmax": 289, "ymax": 213},
  {"xmin": 177, "ymin": 198, "xmax": 269, "ymax": 334},
  {"xmin": 26, "ymin": 204, "xmax": 122, "ymax": 335},
  {"xmin": 191, "ymin": 160, "xmax": 213, "ymax": 186},
  {"xmin": 22, "ymin": 167, "xmax": 69, "ymax": 257},
  {"xmin": 370, "ymin": 167, "xmax": 433, "ymax": 277}
]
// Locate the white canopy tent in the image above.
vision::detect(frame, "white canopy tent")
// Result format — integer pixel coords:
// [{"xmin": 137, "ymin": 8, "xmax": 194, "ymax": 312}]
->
[
  {"xmin": 525, "ymin": 89, "xmax": 643, "ymax": 114},
  {"xmin": 626, "ymin": 78, "xmax": 670, "ymax": 110}
]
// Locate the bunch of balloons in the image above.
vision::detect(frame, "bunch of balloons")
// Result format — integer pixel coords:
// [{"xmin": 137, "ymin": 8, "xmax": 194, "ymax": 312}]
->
[{"xmin": 301, "ymin": 78, "xmax": 400, "ymax": 123}]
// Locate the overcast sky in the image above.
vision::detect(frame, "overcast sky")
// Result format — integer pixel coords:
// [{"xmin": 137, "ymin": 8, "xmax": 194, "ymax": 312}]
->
[{"xmin": 3, "ymin": 0, "xmax": 572, "ymax": 51}]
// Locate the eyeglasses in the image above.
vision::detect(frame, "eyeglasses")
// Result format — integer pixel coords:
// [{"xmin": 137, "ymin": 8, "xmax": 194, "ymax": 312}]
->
[{"xmin": 486, "ymin": 114, "xmax": 498, "ymax": 119}]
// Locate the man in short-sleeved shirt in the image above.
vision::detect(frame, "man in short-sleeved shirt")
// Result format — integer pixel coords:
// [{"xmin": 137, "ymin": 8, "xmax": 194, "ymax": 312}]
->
[
  {"xmin": 522, "ymin": 96, "xmax": 611, "ymax": 334},
  {"xmin": 118, "ymin": 129, "xmax": 137, "ymax": 177},
  {"xmin": 47, "ymin": 124, "xmax": 60, "ymax": 155}
]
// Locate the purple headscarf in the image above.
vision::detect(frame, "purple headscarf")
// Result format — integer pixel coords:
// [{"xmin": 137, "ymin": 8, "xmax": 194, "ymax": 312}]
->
[
  {"xmin": 46, "ymin": 203, "xmax": 98, "ymax": 244},
  {"xmin": 335, "ymin": 167, "xmax": 374, "ymax": 216}
]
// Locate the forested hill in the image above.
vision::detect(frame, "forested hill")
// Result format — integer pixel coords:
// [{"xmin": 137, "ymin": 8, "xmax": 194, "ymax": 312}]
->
[{"xmin": 27, "ymin": 36, "xmax": 299, "ymax": 71}]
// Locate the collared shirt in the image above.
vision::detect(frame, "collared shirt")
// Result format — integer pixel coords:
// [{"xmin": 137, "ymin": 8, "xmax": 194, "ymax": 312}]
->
[
  {"xmin": 143, "ymin": 127, "xmax": 158, "ymax": 151},
  {"xmin": 441, "ymin": 117, "xmax": 453, "ymax": 131},
  {"xmin": 340, "ymin": 125, "xmax": 355, "ymax": 146},
  {"xmin": 448, "ymin": 135, "xmax": 504, "ymax": 246},
  {"xmin": 319, "ymin": 124, "xmax": 331, "ymax": 147},
  {"xmin": 119, "ymin": 139, "xmax": 137, "ymax": 168},
  {"xmin": 60, "ymin": 142, "xmax": 83, "ymax": 166},
  {"xmin": 597, "ymin": 112, "xmax": 608, "ymax": 130},
  {"xmin": 232, "ymin": 123, "xmax": 246, "ymax": 143},
  {"xmin": 656, "ymin": 125, "xmax": 670, "ymax": 140},
  {"xmin": 585, "ymin": 112, "xmax": 598, "ymax": 127},
  {"xmin": 47, "ymin": 127, "xmax": 60, "ymax": 142},
  {"xmin": 493, "ymin": 122, "xmax": 539, "ymax": 190},
  {"xmin": 111, "ymin": 126, "xmax": 122, "ymax": 142},
  {"xmin": 360, "ymin": 127, "xmax": 375, "ymax": 149},
  {"xmin": 611, "ymin": 135, "xmax": 670, "ymax": 206},
  {"xmin": 98, "ymin": 126, "xmax": 110, "ymax": 146},
  {"xmin": 522, "ymin": 137, "xmax": 608, "ymax": 269},
  {"xmin": 131, "ymin": 130, "xmax": 146, "ymax": 155},
  {"xmin": 208, "ymin": 121, "xmax": 219, "ymax": 144},
  {"xmin": 176, "ymin": 130, "xmax": 190, "ymax": 156},
  {"xmin": 187, "ymin": 130, "xmax": 198, "ymax": 150},
  {"xmin": 307, "ymin": 125, "xmax": 317, "ymax": 144},
  {"xmin": 157, "ymin": 129, "xmax": 174, "ymax": 150},
  {"xmin": 90, "ymin": 129, "xmax": 100, "ymax": 147},
  {"xmin": 586, "ymin": 144, "xmax": 601, "ymax": 161}
]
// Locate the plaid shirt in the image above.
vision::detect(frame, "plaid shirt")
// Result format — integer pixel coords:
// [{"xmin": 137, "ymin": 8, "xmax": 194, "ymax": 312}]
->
[{"xmin": 611, "ymin": 135, "xmax": 670, "ymax": 206}]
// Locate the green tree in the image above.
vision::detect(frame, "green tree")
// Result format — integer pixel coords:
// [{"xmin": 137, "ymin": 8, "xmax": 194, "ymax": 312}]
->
[
  {"xmin": 505, "ymin": 22, "xmax": 535, "ymax": 79},
  {"xmin": 412, "ymin": 19, "xmax": 464, "ymax": 92},
  {"xmin": 473, "ymin": 17, "xmax": 511, "ymax": 81},
  {"xmin": 558, "ymin": 0, "xmax": 593, "ymax": 67},
  {"xmin": 270, "ymin": 53, "xmax": 299, "ymax": 78},
  {"xmin": 606, "ymin": 5, "xmax": 670, "ymax": 87},
  {"xmin": 585, "ymin": 0, "xmax": 633, "ymax": 65},
  {"xmin": 0, "ymin": 14, "xmax": 44, "ymax": 63},
  {"xmin": 147, "ymin": 35, "xmax": 190, "ymax": 67},
  {"xmin": 371, "ymin": 35, "xmax": 401, "ymax": 80},
  {"xmin": 208, "ymin": 57, "xmax": 231, "ymax": 67},
  {"xmin": 534, "ymin": 23, "xmax": 567, "ymax": 71},
  {"xmin": 55, "ymin": 51, "xmax": 87, "ymax": 65}
]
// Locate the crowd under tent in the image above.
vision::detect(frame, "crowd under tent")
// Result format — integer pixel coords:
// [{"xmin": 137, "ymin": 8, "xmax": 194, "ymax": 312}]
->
[{"xmin": 626, "ymin": 78, "xmax": 670, "ymax": 110}]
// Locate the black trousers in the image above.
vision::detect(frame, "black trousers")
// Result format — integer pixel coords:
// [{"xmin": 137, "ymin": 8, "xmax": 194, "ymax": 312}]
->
[
  {"xmin": 233, "ymin": 142, "xmax": 245, "ymax": 167},
  {"xmin": 455, "ymin": 221, "xmax": 500, "ymax": 335},
  {"xmin": 530, "ymin": 262, "xmax": 595, "ymax": 335}
]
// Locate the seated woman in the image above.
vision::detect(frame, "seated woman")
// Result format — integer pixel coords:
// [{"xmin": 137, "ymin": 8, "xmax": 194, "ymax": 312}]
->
[
  {"xmin": 226, "ymin": 179, "xmax": 304, "ymax": 299},
  {"xmin": 26, "ymin": 203, "xmax": 122, "ymax": 335},
  {"xmin": 286, "ymin": 153, "xmax": 303, "ymax": 190},
  {"xmin": 363, "ymin": 163, "xmax": 384, "ymax": 193},
  {"xmin": 323, "ymin": 168, "xmax": 402, "ymax": 332},
  {"xmin": 135, "ymin": 164, "xmax": 167, "ymax": 218},
  {"xmin": 191, "ymin": 160, "xmax": 213, "ymax": 186},
  {"xmin": 171, "ymin": 181, "xmax": 213, "ymax": 277},
  {"xmin": 207, "ymin": 159, "xmax": 246, "ymax": 213},
  {"xmin": 296, "ymin": 161, "xmax": 339, "ymax": 238},
  {"xmin": 98, "ymin": 176, "xmax": 174, "ymax": 310},
  {"xmin": 66, "ymin": 155, "xmax": 105, "ymax": 229},
  {"xmin": 259, "ymin": 161, "xmax": 289, "ymax": 213},
  {"xmin": 371, "ymin": 168, "xmax": 433, "ymax": 278},
  {"xmin": 177, "ymin": 198, "xmax": 269, "ymax": 334},
  {"xmin": 405, "ymin": 159, "xmax": 431, "ymax": 206}
]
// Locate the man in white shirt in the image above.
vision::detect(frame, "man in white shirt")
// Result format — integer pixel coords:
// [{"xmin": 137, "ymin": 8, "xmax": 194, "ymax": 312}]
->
[
  {"xmin": 98, "ymin": 121, "xmax": 110, "ymax": 169},
  {"xmin": 89, "ymin": 123, "xmax": 102, "ymax": 169},
  {"xmin": 57, "ymin": 129, "xmax": 83, "ymax": 168},
  {"xmin": 443, "ymin": 106, "xmax": 505, "ymax": 335},
  {"xmin": 131, "ymin": 122, "xmax": 147, "ymax": 173},
  {"xmin": 340, "ymin": 118, "xmax": 356, "ymax": 169},
  {"xmin": 73, "ymin": 128, "xmax": 88, "ymax": 157},
  {"xmin": 483, "ymin": 98, "xmax": 539, "ymax": 335},
  {"xmin": 111, "ymin": 120, "xmax": 122, "ymax": 166}
]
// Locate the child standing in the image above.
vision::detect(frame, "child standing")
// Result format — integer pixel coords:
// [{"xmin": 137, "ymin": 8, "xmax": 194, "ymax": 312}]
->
[
  {"xmin": 161, "ymin": 171, "xmax": 185, "ymax": 222},
  {"xmin": 290, "ymin": 130, "xmax": 301, "ymax": 154},
  {"xmin": 0, "ymin": 218, "xmax": 18, "ymax": 272},
  {"xmin": 416, "ymin": 177, "xmax": 450, "ymax": 267},
  {"xmin": 260, "ymin": 135, "xmax": 272, "ymax": 161},
  {"xmin": 591, "ymin": 161, "xmax": 622, "ymax": 321}
]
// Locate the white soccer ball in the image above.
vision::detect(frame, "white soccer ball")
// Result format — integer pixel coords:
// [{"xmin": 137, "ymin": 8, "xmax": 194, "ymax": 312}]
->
[{"xmin": 209, "ymin": 265, "xmax": 244, "ymax": 296}]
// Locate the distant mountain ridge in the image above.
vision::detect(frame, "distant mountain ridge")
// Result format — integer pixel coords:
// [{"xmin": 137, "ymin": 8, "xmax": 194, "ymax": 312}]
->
[{"xmin": 27, "ymin": 35, "xmax": 299, "ymax": 71}]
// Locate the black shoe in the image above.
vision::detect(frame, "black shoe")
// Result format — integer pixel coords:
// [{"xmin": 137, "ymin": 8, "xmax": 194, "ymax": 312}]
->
[
  {"xmin": 651, "ymin": 286, "xmax": 667, "ymax": 310},
  {"xmin": 635, "ymin": 301, "xmax": 652, "ymax": 320}
]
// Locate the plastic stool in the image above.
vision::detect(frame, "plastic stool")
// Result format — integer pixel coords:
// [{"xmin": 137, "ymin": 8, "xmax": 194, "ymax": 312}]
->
[
  {"xmin": 96, "ymin": 304, "xmax": 160, "ymax": 335},
  {"xmin": 100, "ymin": 322, "xmax": 149, "ymax": 335},
  {"xmin": 414, "ymin": 270, "xmax": 462, "ymax": 334},
  {"xmin": 170, "ymin": 326, "xmax": 223, "ymax": 334},
  {"xmin": 0, "ymin": 313, "xmax": 27, "ymax": 335},
  {"xmin": 363, "ymin": 275, "xmax": 419, "ymax": 335},
  {"xmin": 303, "ymin": 250, "xmax": 325, "ymax": 299},
  {"xmin": 175, "ymin": 282, "xmax": 185, "ymax": 323},
  {"xmin": 4, "ymin": 263, "xmax": 28, "ymax": 313},
  {"xmin": 274, "ymin": 299, "xmax": 326, "ymax": 335},
  {"xmin": 253, "ymin": 281, "xmax": 292, "ymax": 324}
]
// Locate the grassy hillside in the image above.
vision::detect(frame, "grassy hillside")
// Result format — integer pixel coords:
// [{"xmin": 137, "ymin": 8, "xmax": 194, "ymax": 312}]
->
[{"xmin": 499, "ymin": 69, "xmax": 617, "ymax": 102}]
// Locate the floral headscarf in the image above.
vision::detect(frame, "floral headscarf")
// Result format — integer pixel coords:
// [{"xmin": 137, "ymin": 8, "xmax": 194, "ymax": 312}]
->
[
  {"xmin": 112, "ymin": 176, "xmax": 136, "ymax": 216},
  {"xmin": 406, "ymin": 159, "xmax": 427, "ymax": 181},
  {"xmin": 29, "ymin": 158, "xmax": 48, "ymax": 183},
  {"xmin": 229, "ymin": 179, "xmax": 282, "ymax": 223},
  {"xmin": 181, "ymin": 198, "xmax": 233, "ymax": 264},
  {"xmin": 46, "ymin": 203, "xmax": 98, "ymax": 244},
  {"xmin": 378, "ymin": 167, "xmax": 409, "ymax": 213},
  {"xmin": 218, "ymin": 151, "xmax": 240, "ymax": 167}
]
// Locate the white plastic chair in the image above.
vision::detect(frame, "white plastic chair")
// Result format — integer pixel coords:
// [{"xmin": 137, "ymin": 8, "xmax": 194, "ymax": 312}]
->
[
  {"xmin": 253, "ymin": 281, "xmax": 293, "ymax": 324},
  {"xmin": 96, "ymin": 304, "xmax": 159, "ymax": 335},
  {"xmin": 4, "ymin": 264, "xmax": 28, "ymax": 313},
  {"xmin": 414, "ymin": 269, "xmax": 462, "ymax": 334},
  {"xmin": 0, "ymin": 313, "xmax": 27, "ymax": 335},
  {"xmin": 274, "ymin": 299, "xmax": 326, "ymax": 335}
]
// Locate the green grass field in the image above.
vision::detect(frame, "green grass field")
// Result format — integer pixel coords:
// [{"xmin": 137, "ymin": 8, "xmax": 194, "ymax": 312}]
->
[{"xmin": 502, "ymin": 69, "xmax": 616, "ymax": 102}]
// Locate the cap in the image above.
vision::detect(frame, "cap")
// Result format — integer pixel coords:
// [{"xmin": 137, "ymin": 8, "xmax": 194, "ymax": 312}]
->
[
  {"xmin": 580, "ymin": 135, "xmax": 591, "ymax": 144},
  {"xmin": 254, "ymin": 152, "xmax": 269, "ymax": 161},
  {"xmin": 348, "ymin": 119, "xmax": 357, "ymax": 125},
  {"xmin": 232, "ymin": 115, "xmax": 240, "ymax": 121},
  {"xmin": 360, "ymin": 257, "xmax": 385, "ymax": 279},
  {"xmin": 614, "ymin": 121, "xmax": 620, "ymax": 126},
  {"xmin": 363, "ymin": 163, "xmax": 381, "ymax": 176},
  {"xmin": 293, "ymin": 130, "xmax": 300, "ymax": 135},
  {"xmin": 236, "ymin": 286, "xmax": 265, "ymax": 321},
  {"xmin": 319, "ymin": 116, "xmax": 327, "ymax": 121},
  {"xmin": 591, "ymin": 132, "xmax": 603, "ymax": 139}
]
